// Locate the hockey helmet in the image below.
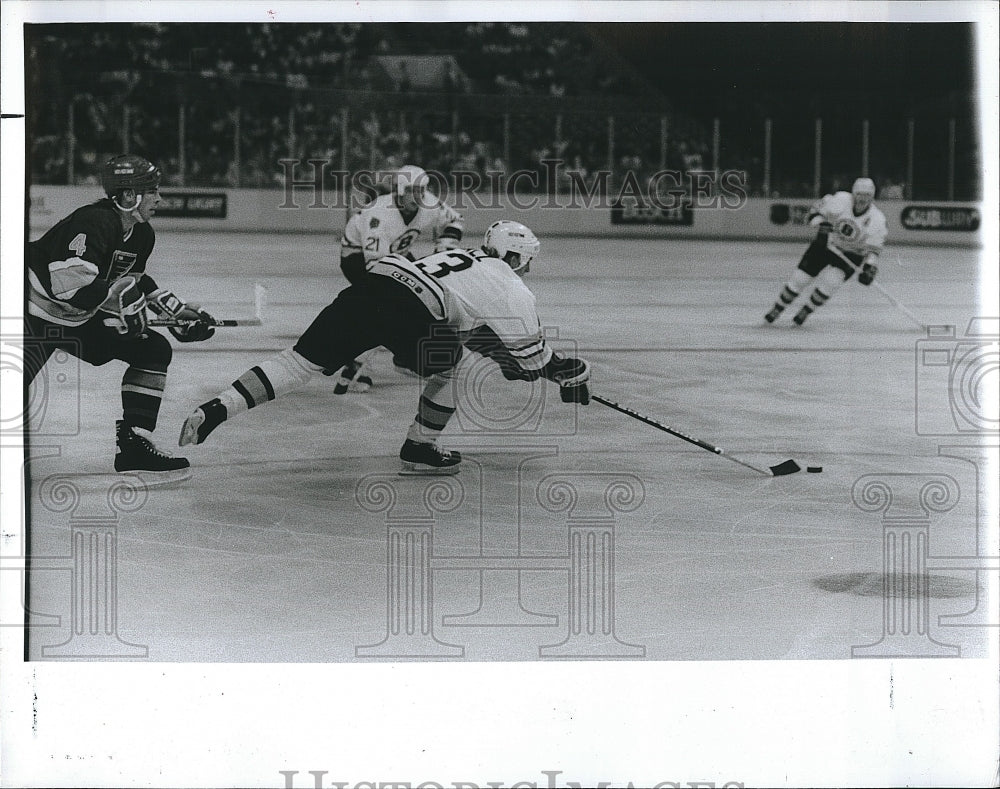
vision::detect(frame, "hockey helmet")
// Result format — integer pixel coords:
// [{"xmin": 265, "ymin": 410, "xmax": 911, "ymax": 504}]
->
[
  {"xmin": 851, "ymin": 177, "xmax": 876, "ymax": 196},
  {"xmin": 483, "ymin": 220, "xmax": 540, "ymax": 274},
  {"xmin": 851, "ymin": 177, "xmax": 876, "ymax": 213},
  {"xmin": 102, "ymin": 154, "xmax": 161, "ymax": 197},
  {"xmin": 396, "ymin": 165, "xmax": 429, "ymax": 197}
]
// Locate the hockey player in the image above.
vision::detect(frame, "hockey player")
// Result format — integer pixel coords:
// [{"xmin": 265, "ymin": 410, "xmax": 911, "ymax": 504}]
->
[
  {"xmin": 26, "ymin": 154, "xmax": 217, "ymax": 474},
  {"xmin": 179, "ymin": 220, "xmax": 590, "ymax": 474},
  {"xmin": 764, "ymin": 177, "xmax": 887, "ymax": 325},
  {"xmin": 332, "ymin": 164, "xmax": 464, "ymax": 393}
]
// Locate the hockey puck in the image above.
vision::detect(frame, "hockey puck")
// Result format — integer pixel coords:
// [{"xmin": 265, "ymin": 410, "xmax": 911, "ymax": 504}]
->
[{"xmin": 806, "ymin": 466, "xmax": 823, "ymax": 473}]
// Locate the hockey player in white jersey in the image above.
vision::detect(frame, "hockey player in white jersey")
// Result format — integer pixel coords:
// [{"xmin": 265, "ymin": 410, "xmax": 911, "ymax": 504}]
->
[
  {"xmin": 764, "ymin": 177, "xmax": 887, "ymax": 325},
  {"xmin": 179, "ymin": 220, "xmax": 590, "ymax": 474},
  {"xmin": 333, "ymin": 164, "xmax": 464, "ymax": 392}
]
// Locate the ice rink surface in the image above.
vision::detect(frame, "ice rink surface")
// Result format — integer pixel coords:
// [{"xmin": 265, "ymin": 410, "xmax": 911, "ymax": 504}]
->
[{"xmin": 21, "ymin": 233, "xmax": 995, "ymax": 661}]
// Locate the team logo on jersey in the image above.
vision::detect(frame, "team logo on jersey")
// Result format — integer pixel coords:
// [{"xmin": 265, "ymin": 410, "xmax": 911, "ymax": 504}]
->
[
  {"xmin": 390, "ymin": 229, "xmax": 421, "ymax": 254},
  {"xmin": 107, "ymin": 249, "xmax": 138, "ymax": 280},
  {"xmin": 370, "ymin": 218, "xmax": 380, "ymax": 228},
  {"xmin": 836, "ymin": 218, "xmax": 860, "ymax": 239}
]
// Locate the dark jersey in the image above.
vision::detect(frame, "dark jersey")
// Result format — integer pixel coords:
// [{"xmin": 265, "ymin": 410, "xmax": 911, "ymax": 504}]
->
[{"xmin": 28, "ymin": 199, "xmax": 159, "ymax": 326}]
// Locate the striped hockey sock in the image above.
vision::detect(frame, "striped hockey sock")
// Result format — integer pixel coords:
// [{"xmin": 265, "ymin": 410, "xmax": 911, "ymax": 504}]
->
[
  {"xmin": 778, "ymin": 284, "xmax": 799, "ymax": 306},
  {"xmin": 809, "ymin": 287, "xmax": 831, "ymax": 308},
  {"xmin": 121, "ymin": 365, "xmax": 167, "ymax": 431},
  {"xmin": 765, "ymin": 285, "xmax": 800, "ymax": 322},
  {"xmin": 219, "ymin": 349, "xmax": 323, "ymax": 417},
  {"xmin": 406, "ymin": 370, "xmax": 457, "ymax": 445}
]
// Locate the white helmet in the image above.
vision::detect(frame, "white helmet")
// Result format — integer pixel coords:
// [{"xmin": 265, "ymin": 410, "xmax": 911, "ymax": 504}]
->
[
  {"xmin": 852, "ymin": 177, "xmax": 876, "ymax": 196},
  {"xmin": 483, "ymin": 220, "xmax": 540, "ymax": 274},
  {"xmin": 396, "ymin": 164, "xmax": 429, "ymax": 197}
]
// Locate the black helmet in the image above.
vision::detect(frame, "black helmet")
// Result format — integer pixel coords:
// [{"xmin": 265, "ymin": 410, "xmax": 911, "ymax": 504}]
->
[{"xmin": 101, "ymin": 154, "xmax": 161, "ymax": 197}]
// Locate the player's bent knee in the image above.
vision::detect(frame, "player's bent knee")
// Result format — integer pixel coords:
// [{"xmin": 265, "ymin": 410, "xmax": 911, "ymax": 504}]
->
[
  {"xmin": 790, "ymin": 269, "xmax": 814, "ymax": 290},
  {"xmin": 817, "ymin": 265, "xmax": 848, "ymax": 291},
  {"xmin": 141, "ymin": 330, "xmax": 173, "ymax": 366}
]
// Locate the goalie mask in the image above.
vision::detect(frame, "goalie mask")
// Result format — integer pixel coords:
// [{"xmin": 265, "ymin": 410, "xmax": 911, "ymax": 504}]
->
[
  {"xmin": 483, "ymin": 220, "xmax": 540, "ymax": 275},
  {"xmin": 102, "ymin": 154, "xmax": 162, "ymax": 222}
]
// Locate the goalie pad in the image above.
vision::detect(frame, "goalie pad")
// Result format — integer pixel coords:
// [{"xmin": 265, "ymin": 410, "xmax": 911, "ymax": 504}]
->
[{"xmin": 99, "ymin": 276, "xmax": 147, "ymax": 337}]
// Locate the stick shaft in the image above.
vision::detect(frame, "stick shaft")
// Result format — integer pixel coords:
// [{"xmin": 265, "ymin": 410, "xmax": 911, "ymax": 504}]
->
[
  {"xmin": 591, "ymin": 394, "xmax": 771, "ymax": 476},
  {"xmin": 826, "ymin": 243, "xmax": 925, "ymax": 328},
  {"xmin": 148, "ymin": 318, "xmax": 261, "ymax": 327}
]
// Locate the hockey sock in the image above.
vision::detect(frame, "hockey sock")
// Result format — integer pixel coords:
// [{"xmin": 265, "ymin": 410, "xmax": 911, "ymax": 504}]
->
[
  {"xmin": 799, "ymin": 267, "xmax": 846, "ymax": 316},
  {"xmin": 121, "ymin": 365, "xmax": 167, "ymax": 432},
  {"xmin": 775, "ymin": 284, "xmax": 799, "ymax": 308},
  {"xmin": 220, "ymin": 348, "xmax": 323, "ymax": 418},
  {"xmin": 406, "ymin": 369, "xmax": 457, "ymax": 445},
  {"xmin": 769, "ymin": 269, "xmax": 812, "ymax": 314},
  {"xmin": 808, "ymin": 287, "xmax": 831, "ymax": 309}
]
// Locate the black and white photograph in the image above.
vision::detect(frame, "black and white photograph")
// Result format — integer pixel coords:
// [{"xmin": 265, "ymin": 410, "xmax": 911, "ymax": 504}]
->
[{"xmin": 1, "ymin": 1, "xmax": 997, "ymax": 786}]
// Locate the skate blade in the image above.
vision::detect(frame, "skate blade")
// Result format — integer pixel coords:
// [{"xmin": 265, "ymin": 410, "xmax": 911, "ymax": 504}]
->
[
  {"xmin": 43, "ymin": 469, "xmax": 191, "ymax": 492},
  {"xmin": 398, "ymin": 462, "xmax": 460, "ymax": 476},
  {"xmin": 116, "ymin": 468, "xmax": 193, "ymax": 488},
  {"xmin": 179, "ymin": 411, "xmax": 205, "ymax": 446}
]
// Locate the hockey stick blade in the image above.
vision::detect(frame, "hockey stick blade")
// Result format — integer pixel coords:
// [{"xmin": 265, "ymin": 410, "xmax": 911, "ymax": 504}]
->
[
  {"xmin": 769, "ymin": 459, "xmax": 802, "ymax": 476},
  {"xmin": 592, "ymin": 394, "xmax": 800, "ymax": 477}
]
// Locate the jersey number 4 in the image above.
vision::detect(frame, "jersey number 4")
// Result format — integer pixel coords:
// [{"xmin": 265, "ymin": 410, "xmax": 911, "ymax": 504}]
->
[
  {"xmin": 415, "ymin": 250, "xmax": 485, "ymax": 278},
  {"xmin": 68, "ymin": 233, "xmax": 87, "ymax": 256}
]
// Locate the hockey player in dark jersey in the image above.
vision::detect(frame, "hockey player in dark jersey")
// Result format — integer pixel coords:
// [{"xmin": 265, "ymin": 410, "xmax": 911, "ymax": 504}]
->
[{"xmin": 26, "ymin": 154, "xmax": 217, "ymax": 475}]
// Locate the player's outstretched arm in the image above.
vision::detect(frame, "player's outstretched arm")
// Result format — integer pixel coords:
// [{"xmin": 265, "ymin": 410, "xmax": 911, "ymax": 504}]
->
[{"xmin": 540, "ymin": 352, "xmax": 591, "ymax": 404}]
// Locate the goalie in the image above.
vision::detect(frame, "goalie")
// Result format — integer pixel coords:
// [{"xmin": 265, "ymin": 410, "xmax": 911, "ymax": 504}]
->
[
  {"xmin": 25, "ymin": 154, "xmax": 217, "ymax": 475},
  {"xmin": 764, "ymin": 177, "xmax": 887, "ymax": 326},
  {"xmin": 180, "ymin": 221, "xmax": 590, "ymax": 475}
]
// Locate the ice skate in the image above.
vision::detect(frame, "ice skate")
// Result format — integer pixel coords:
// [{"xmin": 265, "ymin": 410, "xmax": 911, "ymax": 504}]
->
[
  {"xmin": 399, "ymin": 439, "xmax": 461, "ymax": 475},
  {"xmin": 764, "ymin": 304, "xmax": 784, "ymax": 323},
  {"xmin": 179, "ymin": 398, "xmax": 228, "ymax": 446},
  {"xmin": 333, "ymin": 359, "xmax": 373, "ymax": 394},
  {"xmin": 792, "ymin": 306, "xmax": 813, "ymax": 326},
  {"xmin": 115, "ymin": 421, "xmax": 190, "ymax": 473}
]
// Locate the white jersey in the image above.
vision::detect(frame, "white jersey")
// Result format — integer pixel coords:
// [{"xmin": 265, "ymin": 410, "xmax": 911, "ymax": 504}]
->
[
  {"xmin": 341, "ymin": 193, "xmax": 464, "ymax": 263},
  {"xmin": 810, "ymin": 191, "xmax": 888, "ymax": 256},
  {"xmin": 367, "ymin": 247, "xmax": 553, "ymax": 374}
]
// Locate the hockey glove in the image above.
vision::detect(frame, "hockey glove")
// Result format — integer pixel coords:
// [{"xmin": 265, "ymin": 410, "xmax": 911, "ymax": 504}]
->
[
  {"xmin": 169, "ymin": 303, "xmax": 217, "ymax": 342},
  {"xmin": 100, "ymin": 276, "xmax": 148, "ymax": 337},
  {"xmin": 858, "ymin": 262, "xmax": 878, "ymax": 286},
  {"xmin": 148, "ymin": 289, "xmax": 216, "ymax": 342},
  {"xmin": 541, "ymin": 353, "xmax": 591, "ymax": 405}
]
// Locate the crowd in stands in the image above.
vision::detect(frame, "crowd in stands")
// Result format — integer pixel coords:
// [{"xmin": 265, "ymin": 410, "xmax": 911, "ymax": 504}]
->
[{"xmin": 27, "ymin": 23, "xmax": 928, "ymax": 198}]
